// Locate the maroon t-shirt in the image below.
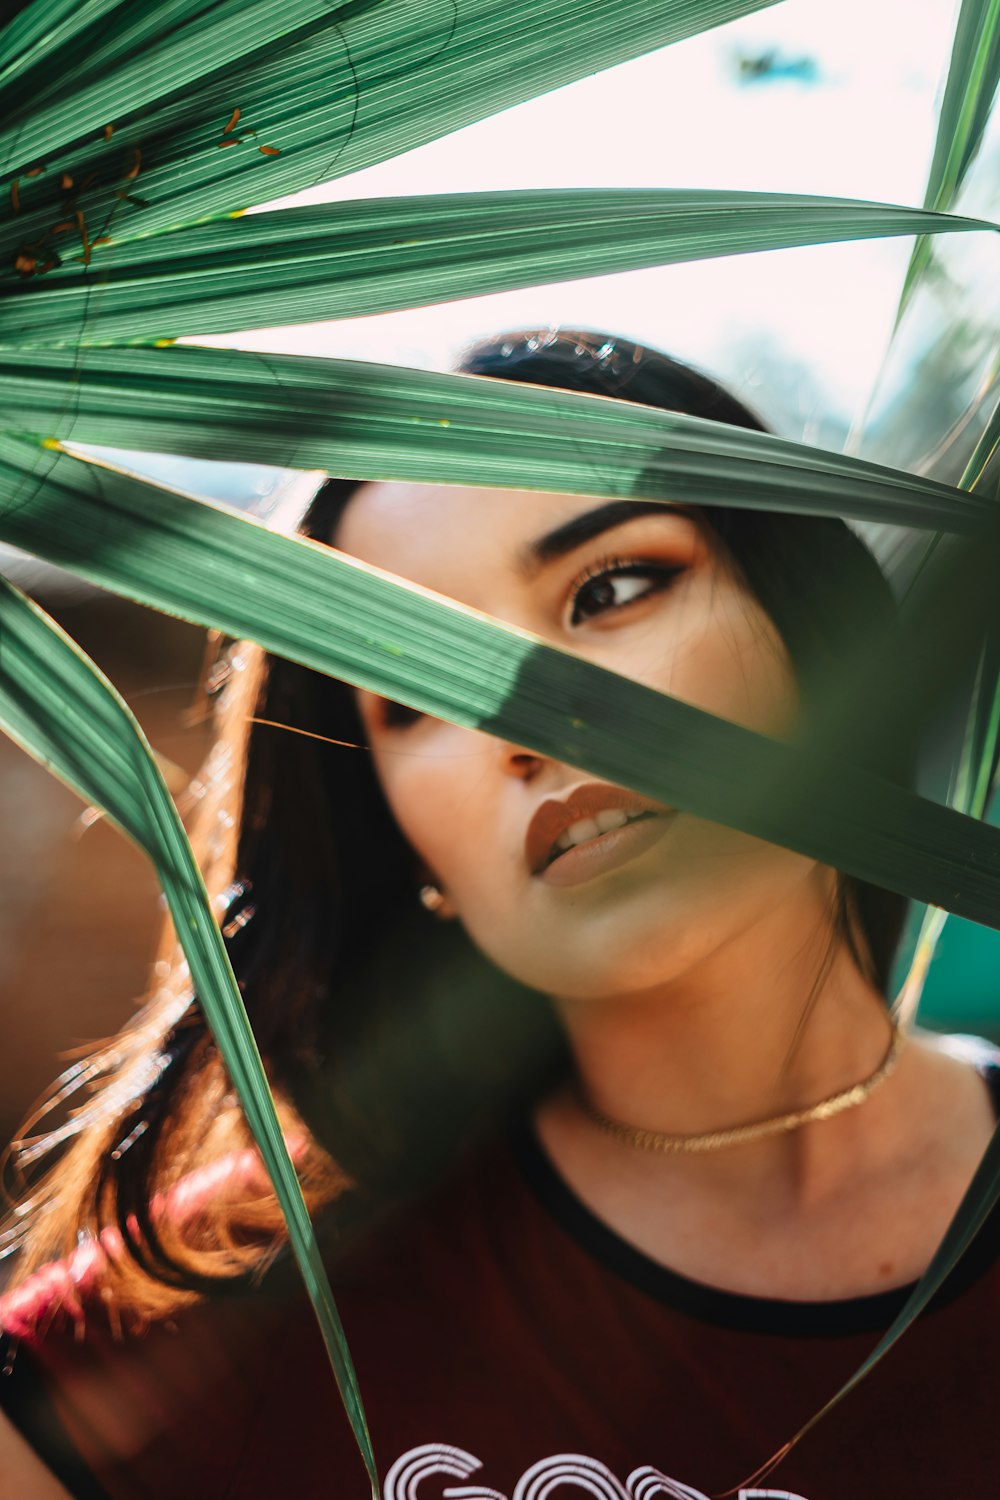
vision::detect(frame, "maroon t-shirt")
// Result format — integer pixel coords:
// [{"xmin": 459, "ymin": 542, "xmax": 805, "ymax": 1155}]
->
[{"xmin": 7, "ymin": 1068, "xmax": 1000, "ymax": 1499}]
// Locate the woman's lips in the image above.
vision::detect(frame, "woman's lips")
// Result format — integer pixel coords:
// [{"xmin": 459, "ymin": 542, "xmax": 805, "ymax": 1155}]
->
[
  {"xmin": 524, "ymin": 782, "xmax": 674, "ymax": 883},
  {"xmin": 538, "ymin": 811, "xmax": 675, "ymax": 887}
]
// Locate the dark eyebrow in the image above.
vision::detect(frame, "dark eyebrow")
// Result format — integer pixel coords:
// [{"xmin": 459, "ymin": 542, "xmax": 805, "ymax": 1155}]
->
[{"xmin": 520, "ymin": 499, "xmax": 683, "ymax": 575}]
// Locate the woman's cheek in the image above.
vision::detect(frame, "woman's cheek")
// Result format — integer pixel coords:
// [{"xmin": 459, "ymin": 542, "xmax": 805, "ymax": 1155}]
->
[
  {"xmin": 376, "ymin": 747, "xmax": 481, "ymax": 892},
  {"xmin": 392, "ymin": 772, "xmax": 443, "ymax": 864}
]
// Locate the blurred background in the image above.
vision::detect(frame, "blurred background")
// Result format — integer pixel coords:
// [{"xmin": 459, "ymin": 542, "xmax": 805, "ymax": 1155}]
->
[{"xmin": 2, "ymin": 0, "xmax": 998, "ymax": 1150}]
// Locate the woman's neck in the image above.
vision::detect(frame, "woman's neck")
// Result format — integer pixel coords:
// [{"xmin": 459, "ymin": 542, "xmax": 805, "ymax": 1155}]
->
[
  {"xmin": 545, "ymin": 893, "xmax": 900, "ymax": 1203},
  {"xmin": 534, "ymin": 883, "xmax": 997, "ymax": 1300}
]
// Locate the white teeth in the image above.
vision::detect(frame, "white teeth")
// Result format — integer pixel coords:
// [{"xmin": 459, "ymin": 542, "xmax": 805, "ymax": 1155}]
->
[
  {"xmin": 565, "ymin": 816, "xmax": 602, "ymax": 845},
  {"xmin": 548, "ymin": 807, "xmax": 654, "ymax": 862}
]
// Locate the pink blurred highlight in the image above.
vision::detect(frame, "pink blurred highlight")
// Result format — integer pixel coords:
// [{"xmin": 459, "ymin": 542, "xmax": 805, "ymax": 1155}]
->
[{"xmin": 0, "ymin": 1133, "xmax": 308, "ymax": 1341}]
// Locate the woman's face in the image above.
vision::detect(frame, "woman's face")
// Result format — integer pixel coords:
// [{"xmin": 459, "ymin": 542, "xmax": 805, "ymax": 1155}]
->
[{"xmin": 335, "ymin": 482, "xmax": 829, "ymax": 1001}]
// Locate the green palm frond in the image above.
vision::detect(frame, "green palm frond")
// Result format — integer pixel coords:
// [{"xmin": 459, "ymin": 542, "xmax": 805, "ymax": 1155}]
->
[
  {"xmin": 898, "ymin": 0, "xmax": 1000, "ymax": 312},
  {"xmin": 2, "ymin": 0, "xmax": 1000, "ymax": 1486},
  {"xmin": 895, "ymin": 395, "xmax": 1000, "ymax": 1025},
  {"xmin": 2, "ymin": 345, "xmax": 995, "ymax": 531},
  {"xmin": 0, "ymin": 0, "xmax": 779, "ymax": 245},
  {"xmin": 3, "ymin": 435, "xmax": 1000, "ymax": 925},
  {"xmin": 925, "ymin": 0, "xmax": 1000, "ymax": 212},
  {"xmin": 0, "ymin": 570, "xmax": 377, "ymax": 1493},
  {"xmin": 3, "ymin": 189, "xmax": 993, "ymax": 347}
]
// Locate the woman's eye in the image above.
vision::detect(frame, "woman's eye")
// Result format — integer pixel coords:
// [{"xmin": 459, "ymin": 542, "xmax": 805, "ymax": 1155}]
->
[
  {"xmin": 379, "ymin": 699, "xmax": 424, "ymax": 730},
  {"xmin": 569, "ymin": 562, "xmax": 685, "ymax": 626}
]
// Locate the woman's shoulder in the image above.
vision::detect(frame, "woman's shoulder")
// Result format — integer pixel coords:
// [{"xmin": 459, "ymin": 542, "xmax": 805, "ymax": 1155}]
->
[
  {"xmin": 903, "ymin": 1027, "xmax": 1000, "ymax": 1138},
  {"xmin": 0, "ymin": 1131, "xmax": 538, "ymax": 1498}
]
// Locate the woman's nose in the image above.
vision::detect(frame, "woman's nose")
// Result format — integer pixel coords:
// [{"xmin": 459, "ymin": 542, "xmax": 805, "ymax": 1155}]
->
[{"xmin": 496, "ymin": 737, "xmax": 546, "ymax": 781}]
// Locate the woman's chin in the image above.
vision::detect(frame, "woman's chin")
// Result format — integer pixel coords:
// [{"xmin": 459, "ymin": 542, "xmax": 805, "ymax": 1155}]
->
[{"xmin": 489, "ymin": 923, "xmax": 703, "ymax": 1006}]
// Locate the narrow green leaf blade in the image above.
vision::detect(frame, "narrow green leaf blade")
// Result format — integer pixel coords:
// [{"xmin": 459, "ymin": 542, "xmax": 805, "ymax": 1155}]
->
[
  {"xmin": 0, "ymin": 573, "xmax": 378, "ymax": 1496},
  {"xmin": 0, "ymin": 0, "xmax": 112, "ymax": 82},
  {"xmin": 895, "ymin": 396, "xmax": 1000, "ymax": 1023},
  {"xmin": 3, "ymin": 189, "xmax": 995, "ymax": 348},
  {"xmin": 3, "ymin": 437, "xmax": 1000, "ymax": 927},
  {"xmin": 763, "ymin": 1115, "xmax": 1000, "ymax": 1480},
  {"xmin": 0, "ymin": 0, "xmax": 371, "ymax": 167},
  {"xmin": 769, "ymin": 416, "xmax": 1000, "ymax": 1486},
  {"xmin": 899, "ymin": 0, "xmax": 1000, "ymax": 311},
  {"xmin": 924, "ymin": 0, "xmax": 1000, "ymax": 213},
  {"xmin": 0, "ymin": 0, "xmax": 216, "ymax": 92},
  {"xmin": 0, "ymin": 346, "xmax": 992, "ymax": 533}
]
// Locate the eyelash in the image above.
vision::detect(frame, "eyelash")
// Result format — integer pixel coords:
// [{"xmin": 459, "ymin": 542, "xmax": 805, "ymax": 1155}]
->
[
  {"xmin": 380, "ymin": 698, "xmax": 423, "ymax": 729},
  {"xmin": 568, "ymin": 553, "xmax": 687, "ymax": 627},
  {"xmin": 377, "ymin": 553, "xmax": 687, "ymax": 730}
]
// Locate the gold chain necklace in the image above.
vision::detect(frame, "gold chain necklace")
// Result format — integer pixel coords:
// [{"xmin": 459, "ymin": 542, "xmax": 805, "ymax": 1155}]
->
[{"xmin": 579, "ymin": 1022, "xmax": 905, "ymax": 1154}]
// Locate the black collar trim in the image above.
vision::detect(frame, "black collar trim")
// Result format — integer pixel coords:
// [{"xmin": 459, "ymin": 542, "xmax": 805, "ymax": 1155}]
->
[{"xmin": 512, "ymin": 1058, "xmax": 1000, "ymax": 1339}]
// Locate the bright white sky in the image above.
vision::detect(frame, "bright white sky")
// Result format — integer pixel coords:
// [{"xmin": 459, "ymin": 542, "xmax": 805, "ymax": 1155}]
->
[{"xmin": 190, "ymin": 0, "xmax": 960, "ymax": 434}]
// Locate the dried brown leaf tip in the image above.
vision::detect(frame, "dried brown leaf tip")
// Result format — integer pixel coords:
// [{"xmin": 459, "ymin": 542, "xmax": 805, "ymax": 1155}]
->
[
  {"xmin": 103, "ymin": 124, "xmax": 114, "ymax": 142},
  {"xmin": 10, "ymin": 179, "xmax": 20, "ymax": 212},
  {"xmin": 60, "ymin": 173, "xmax": 74, "ymax": 191},
  {"xmin": 75, "ymin": 209, "xmax": 91, "ymax": 265},
  {"xmin": 25, "ymin": 166, "xmax": 44, "ymax": 179},
  {"xmin": 13, "ymin": 236, "xmax": 59, "ymax": 277},
  {"xmin": 219, "ymin": 105, "xmax": 279, "ymax": 154},
  {"xmin": 219, "ymin": 107, "xmax": 247, "ymax": 146},
  {"xmin": 124, "ymin": 147, "xmax": 142, "ymax": 181}
]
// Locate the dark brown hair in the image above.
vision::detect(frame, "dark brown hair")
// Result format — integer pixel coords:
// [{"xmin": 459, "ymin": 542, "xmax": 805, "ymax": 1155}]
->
[{"xmin": 1, "ymin": 329, "xmax": 909, "ymax": 1328}]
